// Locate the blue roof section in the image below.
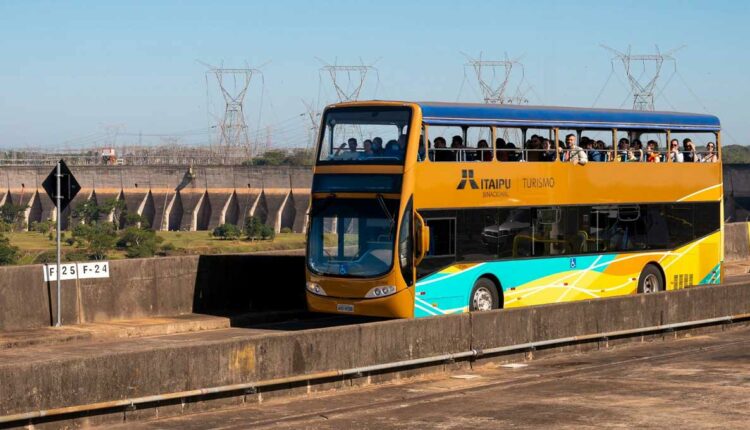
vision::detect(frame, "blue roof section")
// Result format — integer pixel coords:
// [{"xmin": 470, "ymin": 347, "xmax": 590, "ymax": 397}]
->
[{"xmin": 418, "ymin": 102, "xmax": 721, "ymax": 131}]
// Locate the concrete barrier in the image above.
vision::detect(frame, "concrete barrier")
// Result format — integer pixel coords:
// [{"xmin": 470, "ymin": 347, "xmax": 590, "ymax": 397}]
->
[
  {"xmin": 725, "ymin": 222, "xmax": 750, "ymax": 262},
  {"xmin": 0, "ymin": 254, "xmax": 308, "ymax": 332},
  {"xmin": 1, "ymin": 282, "xmax": 749, "ymax": 423}
]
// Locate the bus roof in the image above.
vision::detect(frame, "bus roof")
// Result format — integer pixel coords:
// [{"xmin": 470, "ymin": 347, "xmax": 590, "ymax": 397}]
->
[{"xmin": 417, "ymin": 102, "xmax": 720, "ymax": 131}]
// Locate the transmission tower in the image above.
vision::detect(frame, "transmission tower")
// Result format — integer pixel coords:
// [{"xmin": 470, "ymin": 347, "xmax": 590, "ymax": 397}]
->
[
  {"xmin": 463, "ymin": 52, "xmax": 528, "ymax": 104},
  {"xmin": 601, "ymin": 45, "xmax": 681, "ymax": 111},
  {"xmin": 200, "ymin": 61, "xmax": 261, "ymax": 155},
  {"xmin": 317, "ymin": 59, "xmax": 379, "ymax": 102},
  {"xmin": 301, "ymin": 99, "xmax": 321, "ymax": 150}
]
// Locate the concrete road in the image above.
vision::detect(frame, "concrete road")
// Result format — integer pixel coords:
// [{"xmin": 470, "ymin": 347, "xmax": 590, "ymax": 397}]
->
[{"xmin": 118, "ymin": 325, "xmax": 750, "ymax": 429}]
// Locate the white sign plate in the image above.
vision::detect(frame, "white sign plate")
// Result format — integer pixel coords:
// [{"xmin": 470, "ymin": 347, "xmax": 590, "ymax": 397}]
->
[
  {"xmin": 76, "ymin": 261, "xmax": 110, "ymax": 279},
  {"xmin": 43, "ymin": 263, "xmax": 78, "ymax": 282}
]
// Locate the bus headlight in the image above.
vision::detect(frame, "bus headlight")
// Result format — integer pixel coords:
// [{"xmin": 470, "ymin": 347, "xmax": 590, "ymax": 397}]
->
[
  {"xmin": 306, "ymin": 282, "xmax": 327, "ymax": 296},
  {"xmin": 365, "ymin": 285, "xmax": 397, "ymax": 298}
]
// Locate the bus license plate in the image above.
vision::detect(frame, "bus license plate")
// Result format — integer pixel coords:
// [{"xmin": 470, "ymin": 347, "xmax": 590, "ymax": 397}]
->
[{"xmin": 337, "ymin": 304, "xmax": 354, "ymax": 313}]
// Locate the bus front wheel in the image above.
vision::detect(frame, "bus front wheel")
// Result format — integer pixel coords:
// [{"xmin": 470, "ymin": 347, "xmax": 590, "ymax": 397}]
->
[
  {"xmin": 470, "ymin": 278, "xmax": 500, "ymax": 311},
  {"xmin": 638, "ymin": 264, "xmax": 664, "ymax": 294}
]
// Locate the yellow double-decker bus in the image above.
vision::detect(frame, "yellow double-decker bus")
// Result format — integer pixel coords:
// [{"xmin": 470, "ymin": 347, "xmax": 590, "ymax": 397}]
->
[{"xmin": 305, "ymin": 101, "xmax": 723, "ymax": 318}]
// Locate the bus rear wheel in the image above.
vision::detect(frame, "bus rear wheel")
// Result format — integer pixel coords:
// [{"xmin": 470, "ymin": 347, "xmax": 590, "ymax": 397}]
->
[
  {"xmin": 470, "ymin": 278, "xmax": 500, "ymax": 311},
  {"xmin": 638, "ymin": 264, "xmax": 664, "ymax": 294}
]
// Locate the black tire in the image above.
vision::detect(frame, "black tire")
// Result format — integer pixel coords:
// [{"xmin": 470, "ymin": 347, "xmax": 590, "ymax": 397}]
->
[
  {"xmin": 469, "ymin": 277, "xmax": 500, "ymax": 311},
  {"xmin": 637, "ymin": 264, "xmax": 664, "ymax": 294}
]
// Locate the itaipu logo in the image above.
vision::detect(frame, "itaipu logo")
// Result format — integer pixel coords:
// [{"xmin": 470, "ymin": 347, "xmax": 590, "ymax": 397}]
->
[{"xmin": 457, "ymin": 169, "xmax": 511, "ymax": 197}]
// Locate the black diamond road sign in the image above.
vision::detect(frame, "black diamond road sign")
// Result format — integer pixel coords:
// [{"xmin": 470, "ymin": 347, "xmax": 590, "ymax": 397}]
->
[{"xmin": 42, "ymin": 160, "xmax": 81, "ymax": 212}]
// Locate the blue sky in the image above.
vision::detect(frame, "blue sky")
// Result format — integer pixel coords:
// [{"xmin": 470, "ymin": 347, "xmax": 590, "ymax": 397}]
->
[{"xmin": 0, "ymin": 0, "xmax": 747, "ymax": 149}]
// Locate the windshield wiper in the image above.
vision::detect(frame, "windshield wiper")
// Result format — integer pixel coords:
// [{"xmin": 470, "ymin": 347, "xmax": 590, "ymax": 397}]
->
[{"xmin": 376, "ymin": 194, "xmax": 395, "ymax": 229}]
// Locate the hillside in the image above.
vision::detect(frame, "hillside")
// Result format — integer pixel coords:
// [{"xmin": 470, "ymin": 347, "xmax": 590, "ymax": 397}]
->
[{"xmin": 723, "ymin": 145, "xmax": 750, "ymax": 163}]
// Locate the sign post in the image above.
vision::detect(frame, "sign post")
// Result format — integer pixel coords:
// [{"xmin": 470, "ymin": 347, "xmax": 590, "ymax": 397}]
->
[{"xmin": 42, "ymin": 160, "xmax": 80, "ymax": 327}]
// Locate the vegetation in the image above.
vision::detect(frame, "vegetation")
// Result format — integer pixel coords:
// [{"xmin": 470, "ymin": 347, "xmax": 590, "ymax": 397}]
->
[
  {"xmin": 243, "ymin": 148, "xmax": 315, "ymax": 167},
  {"xmin": 0, "ymin": 203, "xmax": 28, "ymax": 231},
  {"xmin": 0, "ymin": 234, "xmax": 19, "ymax": 265},
  {"xmin": 245, "ymin": 216, "xmax": 275, "ymax": 240},
  {"xmin": 117, "ymin": 226, "xmax": 163, "ymax": 258},
  {"xmin": 212, "ymin": 223, "xmax": 242, "ymax": 240}
]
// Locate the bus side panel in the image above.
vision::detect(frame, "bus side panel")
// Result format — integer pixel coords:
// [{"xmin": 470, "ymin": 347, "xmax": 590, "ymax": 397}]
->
[{"xmin": 414, "ymin": 231, "xmax": 721, "ymax": 318}]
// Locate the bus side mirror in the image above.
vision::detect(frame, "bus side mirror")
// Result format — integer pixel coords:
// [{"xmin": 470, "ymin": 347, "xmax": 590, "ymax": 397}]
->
[{"xmin": 415, "ymin": 212, "xmax": 429, "ymax": 266}]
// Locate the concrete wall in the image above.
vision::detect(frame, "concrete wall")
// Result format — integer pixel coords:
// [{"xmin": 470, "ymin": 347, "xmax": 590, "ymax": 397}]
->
[
  {"xmin": 2, "ymin": 282, "xmax": 750, "ymax": 420},
  {"xmin": 0, "ymin": 165, "xmax": 313, "ymax": 233},
  {"xmin": 0, "ymin": 255, "xmax": 307, "ymax": 332},
  {"xmin": 725, "ymin": 222, "xmax": 750, "ymax": 262}
]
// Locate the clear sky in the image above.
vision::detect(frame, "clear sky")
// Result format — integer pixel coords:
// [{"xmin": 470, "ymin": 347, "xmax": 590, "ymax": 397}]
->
[{"xmin": 0, "ymin": 0, "xmax": 747, "ymax": 149}]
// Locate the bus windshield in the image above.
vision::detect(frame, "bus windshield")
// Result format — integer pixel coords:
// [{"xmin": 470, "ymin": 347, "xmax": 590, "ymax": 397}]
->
[
  {"xmin": 307, "ymin": 198, "xmax": 399, "ymax": 278},
  {"xmin": 317, "ymin": 107, "xmax": 412, "ymax": 165}
]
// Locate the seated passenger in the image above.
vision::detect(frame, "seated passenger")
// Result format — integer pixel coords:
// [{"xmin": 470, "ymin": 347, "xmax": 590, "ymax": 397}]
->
[
  {"xmin": 645, "ymin": 140, "xmax": 661, "ymax": 163},
  {"xmin": 362, "ymin": 139, "xmax": 374, "ymax": 158},
  {"xmin": 334, "ymin": 138, "xmax": 359, "ymax": 160},
  {"xmin": 594, "ymin": 140, "xmax": 608, "ymax": 162},
  {"xmin": 526, "ymin": 137, "xmax": 541, "ymax": 161},
  {"xmin": 372, "ymin": 137, "xmax": 384, "ymax": 156},
  {"xmin": 384, "ymin": 139, "xmax": 400, "ymax": 157},
  {"xmin": 557, "ymin": 139, "xmax": 568, "ymax": 161},
  {"xmin": 451, "ymin": 135, "xmax": 465, "ymax": 161},
  {"xmin": 495, "ymin": 138, "xmax": 508, "ymax": 161},
  {"xmin": 631, "ymin": 139, "xmax": 644, "ymax": 161},
  {"xmin": 617, "ymin": 138, "xmax": 630, "ymax": 161},
  {"xmin": 702, "ymin": 142, "xmax": 718, "ymax": 163},
  {"xmin": 682, "ymin": 138, "xmax": 697, "ymax": 162},
  {"xmin": 506, "ymin": 142, "xmax": 521, "ymax": 161},
  {"xmin": 540, "ymin": 139, "xmax": 557, "ymax": 161},
  {"xmin": 668, "ymin": 139, "xmax": 683, "ymax": 162},
  {"xmin": 587, "ymin": 140, "xmax": 604, "ymax": 162},
  {"xmin": 567, "ymin": 134, "xmax": 587, "ymax": 165},
  {"xmin": 477, "ymin": 139, "xmax": 492, "ymax": 161},
  {"xmin": 433, "ymin": 137, "xmax": 454, "ymax": 161}
]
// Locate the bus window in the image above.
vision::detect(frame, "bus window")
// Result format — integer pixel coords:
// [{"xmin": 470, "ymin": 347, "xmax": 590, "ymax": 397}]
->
[
  {"xmin": 668, "ymin": 132, "xmax": 719, "ymax": 163},
  {"xmin": 457, "ymin": 209, "xmax": 498, "ymax": 262},
  {"xmin": 495, "ymin": 128, "xmax": 523, "ymax": 162},
  {"xmin": 317, "ymin": 107, "xmax": 411, "ymax": 164},
  {"xmin": 465, "ymin": 127, "xmax": 493, "ymax": 162},
  {"xmin": 579, "ymin": 130, "xmax": 612, "ymax": 162},
  {"xmin": 494, "ymin": 208, "xmax": 531, "ymax": 257},
  {"xmin": 524, "ymin": 128, "xmax": 556, "ymax": 162}
]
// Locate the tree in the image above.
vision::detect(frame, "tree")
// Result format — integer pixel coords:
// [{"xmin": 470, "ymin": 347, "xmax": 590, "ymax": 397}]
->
[
  {"xmin": 212, "ymin": 223, "xmax": 241, "ymax": 240},
  {"xmin": 0, "ymin": 234, "xmax": 19, "ymax": 265},
  {"xmin": 72, "ymin": 222, "xmax": 117, "ymax": 260},
  {"xmin": 0, "ymin": 203, "xmax": 28, "ymax": 231},
  {"xmin": 117, "ymin": 227, "xmax": 162, "ymax": 258},
  {"xmin": 244, "ymin": 216, "xmax": 275, "ymax": 241},
  {"xmin": 99, "ymin": 198, "xmax": 126, "ymax": 228},
  {"xmin": 73, "ymin": 199, "xmax": 102, "ymax": 225}
]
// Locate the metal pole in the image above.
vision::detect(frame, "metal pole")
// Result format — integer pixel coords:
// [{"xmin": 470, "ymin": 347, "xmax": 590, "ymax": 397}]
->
[{"xmin": 55, "ymin": 161, "xmax": 62, "ymax": 327}]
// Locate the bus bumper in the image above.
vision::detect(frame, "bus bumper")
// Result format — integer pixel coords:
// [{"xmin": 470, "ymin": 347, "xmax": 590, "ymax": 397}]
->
[{"xmin": 306, "ymin": 287, "xmax": 414, "ymax": 319}]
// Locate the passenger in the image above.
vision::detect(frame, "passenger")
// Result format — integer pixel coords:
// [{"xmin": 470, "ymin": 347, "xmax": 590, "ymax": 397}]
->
[
  {"xmin": 433, "ymin": 137, "xmax": 453, "ymax": 162},
  {"xmin": 540, "ymin": 139, "xmax": 557, "ymax": 161},
  {"xmin": 372, "ymin": 137, "xmax": 384, "ymax": 156},
  {"xmin": 590, "ymin": 140, "xmax": 605, "ymax": 162},
  {"xmin": 702, "ymin": 142, "xmax": 718, "ymax": 163},
  {"xmin": 362, "ymin": 139, "xmax": 374, "ymax": 158},
  {"xmin": 617, "ymin": 138, "xmax": 630, "ymax": 161},
  {"xmin": 506, "ymin": 142, "xmax": 520, "ymax": 161},
  {"xmin": 567, "ymin": 134, "xmax": 587, "ymax": 165},
  {"xmin": 682, "ymin": 138, "xmax": 697, "ymax": 162},
  {"xmin": 557, "ymin": 139, "xmax": 568, "ymax": 162},
  {"xmin": 595, "ymin": 140, "xmax": 609, "ymax": 161},
  {"xmin": 526, "ymin": 136, "xmax": 541, "ymax": 161},
  {"xmin": 495, "ymin": 138, "xmax": 508, "ymax": 161},
  {"xmin": 645, "ymin": 140, "xmax": 661, "ymax": 163},
  {"xmin": 451, "ymin": 135, "xmax": 464, "ymax": 161},
  {"xmin": 631, "ymin": 139, "xmax": 644, "ymax": 161},
  {"xmin": 668, "ymin": 139, "xmax": 683, "ymax": 162},
  {"xmin": 477, "ymin": 139, "xmax": 492, "ymax": 161},
  {"xmin": 384, "ymin": 139, "xmax": 400, "ymax": 157},
  {"xmin": 335, "ymin": 138, "xmax": 359, "ymax": 160}
]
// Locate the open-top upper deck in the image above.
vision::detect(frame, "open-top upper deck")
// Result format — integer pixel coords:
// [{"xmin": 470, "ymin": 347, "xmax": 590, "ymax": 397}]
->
[{"xmin": 418, "ymin": 102, "xmax": 720, "ymax": 131}]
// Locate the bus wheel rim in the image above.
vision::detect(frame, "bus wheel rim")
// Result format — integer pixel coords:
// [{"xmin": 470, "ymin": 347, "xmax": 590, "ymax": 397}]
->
[
  {"xmin": 643, "ymin": 273, "xmax": 659, "ymax": 293},
  {"xmin": 473, "ymin": 287, "xmax": 493, "ymax": 311}
]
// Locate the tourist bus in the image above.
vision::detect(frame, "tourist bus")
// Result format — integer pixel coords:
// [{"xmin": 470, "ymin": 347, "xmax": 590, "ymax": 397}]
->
[{"xmin": 305, "ymin": 101, "xmax": 723, "ymax": 318}]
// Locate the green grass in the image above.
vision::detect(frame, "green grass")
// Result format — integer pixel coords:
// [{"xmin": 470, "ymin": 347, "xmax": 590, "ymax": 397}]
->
[{"xmin": 3, "ymin": 230, "xmax": 307, "ymax": 265}]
